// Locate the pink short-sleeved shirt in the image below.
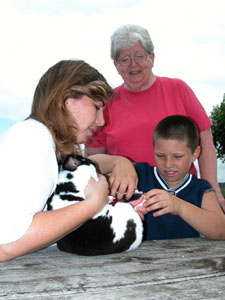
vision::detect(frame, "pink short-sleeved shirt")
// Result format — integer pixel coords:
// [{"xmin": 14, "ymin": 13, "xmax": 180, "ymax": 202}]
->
[{"xmin": 86, "ymin": 77, "xmax": 212, "ymax": 175}]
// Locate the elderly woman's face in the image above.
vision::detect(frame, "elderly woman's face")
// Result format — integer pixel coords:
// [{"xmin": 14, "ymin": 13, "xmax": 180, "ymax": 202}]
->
[
  {"xmin": 114, "ymin": 42, "xmax": 155, "ymax": 92},
  {"xmin": 65, "ymin": 95, "xmax": 105, "ymax": 144}
]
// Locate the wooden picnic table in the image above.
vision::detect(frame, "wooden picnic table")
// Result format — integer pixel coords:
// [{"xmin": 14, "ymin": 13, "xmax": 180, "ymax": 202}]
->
[{"xmin": 0, "ymin": 238, "xmax": 225, "ymax": 299}]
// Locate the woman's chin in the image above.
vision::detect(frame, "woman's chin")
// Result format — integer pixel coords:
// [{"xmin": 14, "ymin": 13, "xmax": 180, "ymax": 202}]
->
[{"xmin": 78, "ymin": 134, "xmax": 92, "ymax": 144}]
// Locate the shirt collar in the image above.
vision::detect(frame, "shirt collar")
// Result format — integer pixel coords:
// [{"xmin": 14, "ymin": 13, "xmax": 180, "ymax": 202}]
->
[{"xmin": 154, "ymin": 167, "xmax": 192, "ymax": 195}]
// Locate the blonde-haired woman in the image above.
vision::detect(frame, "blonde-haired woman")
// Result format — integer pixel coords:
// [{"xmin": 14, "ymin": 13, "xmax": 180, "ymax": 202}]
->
[{"xmin": 0, "ymin": 60, "xmax": 138, "ymax": 261}]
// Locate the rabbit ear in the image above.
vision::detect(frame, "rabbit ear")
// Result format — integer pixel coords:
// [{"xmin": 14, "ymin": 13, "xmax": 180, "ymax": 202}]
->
[{"xmin": 62, "ymin": 155, "xmax": 81, "ymax": 171}]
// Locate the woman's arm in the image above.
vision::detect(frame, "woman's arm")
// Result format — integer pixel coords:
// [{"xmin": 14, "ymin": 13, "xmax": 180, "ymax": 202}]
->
[
  {"xmin": 0, "ymin": 175, "xmax": 109, "ymax": 262},
  {"xmin": 88, "ymin": 154, "xmax": 138, "ymax": 200},
  {"xmin": 85, "ymin": 146, "xmax": 106, "ymax": 156},
  {"xmin": 198, "ymin": 128, "xmax": 225, "ymax": 213}
]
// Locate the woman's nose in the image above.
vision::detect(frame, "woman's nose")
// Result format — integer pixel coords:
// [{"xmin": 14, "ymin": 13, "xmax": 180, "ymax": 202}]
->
[
  {"xmin": 130, "ymin": 57, "xmax": 138, "ymax": 67},
  {"xmin": 96, "ymin": 110, "xmax": 105, "ymax": 126}
]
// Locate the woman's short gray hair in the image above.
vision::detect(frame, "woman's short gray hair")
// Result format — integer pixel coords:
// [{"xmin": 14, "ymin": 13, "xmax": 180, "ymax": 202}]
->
[{"xmin": 110, "ymin": 24, "xmax": 154, "ymax": 61}]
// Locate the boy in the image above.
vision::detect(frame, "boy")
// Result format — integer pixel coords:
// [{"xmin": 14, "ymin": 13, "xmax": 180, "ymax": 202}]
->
[{"xmin": 133, "ymin": 115, "xmax": 225, "ymax": 240}]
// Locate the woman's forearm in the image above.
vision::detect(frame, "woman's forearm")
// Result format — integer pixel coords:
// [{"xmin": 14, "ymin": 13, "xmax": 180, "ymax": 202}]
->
[
  {"xmin": 198, "ymin": 128, "xmax": 225, "ymax": 212},
  {"xmin": 85, "ymin": 146, "xmax": 106, "ymax": 157},
  {"xmin": 0, "ymin": 196, "xmax": 104, "ymax": 262},
  {"xmin": 199, "ymin": 128, "xmax": 218, "ymax": 185},
  {"xmin": 88, "ymin": 154, "xmax": 124, "ymax": 174}
]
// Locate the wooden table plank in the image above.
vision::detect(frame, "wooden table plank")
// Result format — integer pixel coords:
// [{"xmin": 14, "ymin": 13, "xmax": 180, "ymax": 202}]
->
[{"xmin": 0, "ymin": 238, "xmax": 225, "ymax": 299}]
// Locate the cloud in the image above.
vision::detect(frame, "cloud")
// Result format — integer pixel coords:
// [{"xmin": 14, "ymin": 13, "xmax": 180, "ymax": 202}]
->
[
  {"xmin": 9, "ymin": 0, "xmax": 138, "ymax": 15},
  {"xmin": 0, "ymin": 0, "xmax": 224, "ymax": 122},
  {"xmin": 0, "ymin": 0, "xmax": 225, "ymax": 181}
]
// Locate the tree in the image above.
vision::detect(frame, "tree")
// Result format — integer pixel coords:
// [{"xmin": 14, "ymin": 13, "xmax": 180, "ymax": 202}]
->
[{"xmin": 210, "ymin": 93, "xmax": 225, "ymax": 162}]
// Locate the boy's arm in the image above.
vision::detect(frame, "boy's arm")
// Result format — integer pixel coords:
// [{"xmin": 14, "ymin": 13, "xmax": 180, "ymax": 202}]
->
[
  {"xmin": 142, "ymin": 189, "xmax": 225, "ymax": 240},
  {"xmin": 178, "ymin": 191, "xmax": 225, "ymax": 240}
]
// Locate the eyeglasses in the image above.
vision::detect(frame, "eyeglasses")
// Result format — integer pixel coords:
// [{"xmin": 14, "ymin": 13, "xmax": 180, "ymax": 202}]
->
[{"xmin": 117, "ymin": 53, "xmax": 149, "ymax": 66}]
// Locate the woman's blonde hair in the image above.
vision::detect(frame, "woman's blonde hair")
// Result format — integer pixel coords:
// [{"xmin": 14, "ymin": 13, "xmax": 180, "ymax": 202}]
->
[{"xmin": 28, "ymin": 60, "xmax": 113, "ymax": 159}]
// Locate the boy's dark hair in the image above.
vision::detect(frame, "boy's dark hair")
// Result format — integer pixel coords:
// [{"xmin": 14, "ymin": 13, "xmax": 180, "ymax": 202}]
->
[{"xmin": 153, "ymin": 115, "xmax": 199, "ymax": 153}]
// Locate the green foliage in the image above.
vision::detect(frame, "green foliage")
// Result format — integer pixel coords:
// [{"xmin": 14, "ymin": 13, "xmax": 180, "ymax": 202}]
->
[
  {"xmin": 222, "ymin": 190, "xmax": 225, "ymax": 198},
  {"xmin": 210, "ymin": 94, "xmax": 225, "ymax": 163}
]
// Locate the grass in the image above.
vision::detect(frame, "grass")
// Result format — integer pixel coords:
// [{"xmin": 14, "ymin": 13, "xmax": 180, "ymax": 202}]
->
[{"xmin": 221, "ymin": 188, "xmax": 225, "ymax": 198}]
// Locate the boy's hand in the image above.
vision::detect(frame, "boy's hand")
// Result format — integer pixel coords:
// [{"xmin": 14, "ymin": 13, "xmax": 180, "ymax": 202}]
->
[
  {"xmin": 129, "ymin": 197, "xmax": 148, "ymax": 220},
  {"xmin": 142, "ymin": 189, "xmax": 182, "ymax": 217}
]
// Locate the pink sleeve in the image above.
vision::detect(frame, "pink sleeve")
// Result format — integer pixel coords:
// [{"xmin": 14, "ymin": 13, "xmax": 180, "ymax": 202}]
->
[{"xmin": 176, "ymin": 79, "xmax": 212, "ymax": 132}]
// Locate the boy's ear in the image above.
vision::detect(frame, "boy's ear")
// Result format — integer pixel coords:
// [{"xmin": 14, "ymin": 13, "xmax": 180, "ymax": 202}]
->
[{"xmin": 192, "ymin": 146, "xmax": 201, "ymax": 162}]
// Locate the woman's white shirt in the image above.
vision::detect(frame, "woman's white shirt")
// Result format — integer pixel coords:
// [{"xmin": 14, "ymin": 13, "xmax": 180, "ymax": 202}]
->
[{"xmin": 0, "ymin": 119, "xmax": 58, "ymax": 244}]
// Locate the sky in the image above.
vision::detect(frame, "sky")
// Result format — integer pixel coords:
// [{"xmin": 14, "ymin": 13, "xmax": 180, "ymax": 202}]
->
[{"xmin": 0, "ymin": 0, "xmax": 225, "ymax": 180}]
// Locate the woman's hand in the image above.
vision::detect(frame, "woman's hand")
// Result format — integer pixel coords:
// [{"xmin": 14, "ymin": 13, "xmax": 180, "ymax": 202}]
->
[
  {"xmin": 88, "ymin": 154, "xmax": 138, "ymax": 201},
  {"xmin": 84, "ymin": 174, "xmax": 109, "ymax": 212},
  {"xmin": 108, "ymin": 157, "xmax": 138, "ymax": 200}
]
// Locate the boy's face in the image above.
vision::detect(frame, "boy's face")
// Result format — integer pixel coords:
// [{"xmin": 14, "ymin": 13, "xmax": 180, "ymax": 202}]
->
[{"xmin": 154, "ymin": 138, "xmax": 200, "ymax": 188}]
